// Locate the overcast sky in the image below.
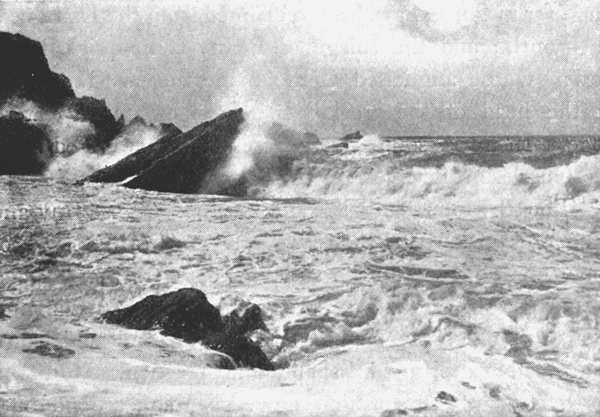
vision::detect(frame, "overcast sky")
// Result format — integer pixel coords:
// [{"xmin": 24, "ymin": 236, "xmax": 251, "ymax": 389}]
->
[{"xmin": 2, "ymin": 0, "xmax": 600, "ymax": 136}]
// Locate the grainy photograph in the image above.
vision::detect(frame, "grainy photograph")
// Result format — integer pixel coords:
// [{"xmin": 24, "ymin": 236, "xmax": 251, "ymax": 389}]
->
[{"xmin": 1, "ymin": 1, "xmax": 599, "ymax": 416}]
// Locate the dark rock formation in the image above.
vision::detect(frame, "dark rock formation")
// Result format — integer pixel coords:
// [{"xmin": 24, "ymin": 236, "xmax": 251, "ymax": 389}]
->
[
  {"xmin": 267, "ymin": 122, "xmax": 320, "ymax": 146},
  {"xmin": 223, "ymin": 303, "xmax": 268, "ymax": 335},
  {"xmin": 81, "ymin": 124, "xmax": 182, "ymax": 184},
  {"xmin": 380, "ymin": 409, "xmax": 409, "ymax": 417},
  {"xmin": 65, "ymin": 96, "xmax": 124, "ymax": 152},
  {"xmin": 339, "ymin": 131, "xmax": 363, "ymax": 142},
  {"xmin": 327, "ymin": 141, "xmax": 349, "ymax": 149},
  {"xmin": 124, "ymin": 108, "xmax": 244, "ymax": 193},
  {"xmin": 22, "ymin": 341, "xmax": 76, "ymax": 359},
  {"xmin": 101, "ymin": 288, "xmax": 274, "ymax": 370},
  {"xmin": 0, "ymin": 31, "xmax": 136, "ymax": 172},
  {"xmin": 0, "ymin": 111, "xmax": 53, "ymax": 175},
  {"xmin": 0, "ymin": 31, "xmax": 75, "ymax": 109},
  {"xmin": 436, "ymin": 391, "xmax": 457, "ymax": 404},
  {"xmin": 84, "ymin": 108, "xmax": 244, "ymax": 194},
  {"xmin": 83, "ymin": 109, "xmax": 243, "ymax": 188},
  {"xmin": 102, "ymin": 288, "xmax": 224, "ymax": 341}
]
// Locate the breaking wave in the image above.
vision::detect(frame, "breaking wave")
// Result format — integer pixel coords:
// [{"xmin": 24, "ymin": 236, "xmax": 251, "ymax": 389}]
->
[{"xmin": 253, "ymin": 150, "xmax": 600, "ymax": 208}]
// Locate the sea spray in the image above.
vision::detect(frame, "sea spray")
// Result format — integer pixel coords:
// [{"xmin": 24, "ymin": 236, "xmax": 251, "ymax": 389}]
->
[
  {"xmin": 45, "ymin": 123, "xmax": 164, "ymax": 180},
  {"xmin": 0, "ymin": 98, "xmax": 95, "ymax": 156},
  {"xmin": 257, "ymin": 153, "xmax": 600, "ymax": 208}
]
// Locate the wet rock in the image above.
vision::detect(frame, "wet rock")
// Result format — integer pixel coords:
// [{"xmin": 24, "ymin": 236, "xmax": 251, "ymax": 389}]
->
[
  {"xmin": 152, "ymin": 236, "xmax": 186, "ymax": 251},
  {"xmin": 64, "ymin": 96, "xmax": 123, "ymax": 152},
  {"xmin": 340, "ymin": 131, "xmax": 363, "ymax": 142},
  {"xmin": 77, "ymin": 119, "xmax": 189, "ymax": 182},
  {"xmin": 82, "ymin": 109, "xmax": 244, "ymax": 194},
  {"xmin": 22, "ymin": 341, "xmax": 75, "ymax": 359},
  {"xmin": 101, "ymin": 288, "xmax": 224, "ymax": 341},
  {"xmin": 203, "ymin": 332, "xmax": 274, "ymax": 371},
  {"xmin": 327, "ymin": 141, "xmax": 349, "ymax": 149},
  {"xmin": 0, "ymin": 111, "xmax": 54, "ymax": 175},
  {"xmin": 436, "ymin": 391, "xmax": 457, "ymax": 404},
  {"xmin": 101, "ymin": 288, "xmax": 274, "ymax": 370},
  {"xmin": 223, "ymin": 303, "xmax": 268, "ymax": 335},
  {"xmin": 380, "ymin": 409, "xmax": 409, "ymax": 416},
  {"xmin": 486, "ymin": 384, "xmax": 502, "ymax": 399},
  {"xmin": 0, "ymin": 31, "xmax": 75, "ymax": 109},
  {"xmin": 19, "ymin": 332, "xmax": 50, "ymax": 339}
]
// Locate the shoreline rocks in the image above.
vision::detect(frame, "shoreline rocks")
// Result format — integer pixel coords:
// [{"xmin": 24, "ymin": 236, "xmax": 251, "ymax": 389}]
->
[
  {"xmin": 0, "ymin": 111, "xmax": 53, "ymax": 175},
  {"xmin": 0, "ymin": 31, "xmax": 75, "ymax": 109},
  {"xmin": 101, "ymin": 288, "xmax": 274, "ymax": 370},
  {"xmin": 0, "ymin": 31, "xmax": 163, "ymax": 174}
]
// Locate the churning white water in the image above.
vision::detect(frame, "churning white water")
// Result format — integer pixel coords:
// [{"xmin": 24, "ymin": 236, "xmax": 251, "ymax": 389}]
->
[{"xmin": 1, "ymin": 133, "xmax": 600, "ymax": 416}]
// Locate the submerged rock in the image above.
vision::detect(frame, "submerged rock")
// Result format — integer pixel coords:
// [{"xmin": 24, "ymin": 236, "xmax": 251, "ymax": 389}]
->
[
  {"xmin": 327, "ymin": 141, "xmax": 349, "ymax": 149},
  {"xmin": 0, "ymin": 31, "xmax": 141, "ymax": 171},
  {"xmin": 101, "ymin": 288, "xmax": 274, "ymax": 370},
  {"xmin": 22, "ymin": 341, "xmax": 76, "ymax": 359},
  {"xmin": 0, "ymin": 111, "xmax": 53, "ymax": 175},
  {"xmin": 436, "ymin": 391, "xmax": 457, "ymax": 404},
  {"xmin": 0, "ymin": 31, "xmax": 75, "ymax": 109}
]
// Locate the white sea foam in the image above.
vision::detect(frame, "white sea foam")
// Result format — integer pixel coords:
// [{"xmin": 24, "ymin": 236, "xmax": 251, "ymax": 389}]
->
[
  {"xmin": 45, "ymin": 123, "xmax": 163, "ymax": 180},
  {"xmin": 258, "ymin": 153, "xmax": 600, "ymax": 208}
]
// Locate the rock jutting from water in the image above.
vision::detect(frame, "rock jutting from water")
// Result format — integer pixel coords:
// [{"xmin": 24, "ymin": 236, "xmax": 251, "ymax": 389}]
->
[
  {"xmin": 266, "ymin": 122, "xmax": 320, "ymax": 146},
  {"xmin": 80, "ymin": 124, "xmax": 183, "ymax": 184},
  {"xmin": 100, "ymin": 288, "xmax": 274, "ymax": 370},
  {"xmin": 339, "ymin": 131, "xmax": 363, "ymax": 142},
  {"xmin": 0, "ymin": 31, "xmax": 144, "ymax": 173},
  {"xmin": 83, "ymin": 108, "xmax": 245, "ymax": 195},
  {"xmin": 0, "ymin": 111, "xmax": 53, "ymax": 175}
]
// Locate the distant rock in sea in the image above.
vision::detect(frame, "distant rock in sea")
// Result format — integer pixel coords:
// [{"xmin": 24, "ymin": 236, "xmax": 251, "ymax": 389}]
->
[
  {"xmin": 0, "ymin": 111, "xmax": 53, "ymax": 175},
  {"xmin": 327, "ymin": 141, "xmax": 349, "ymax": 149},
  {"xmin": 101, "ymin": 288, "xmax": 274, "ymax": 370},
  {"xmin": 83, "ymin": 108, "xmax": 245, "ymax": 194},
  {"xmin": 339, "ymin": 131, "xmax": 363, "ymax": 142},
  {"xmin": 267, "ymin": 122, "xmax": 320, "ymax": 146}
]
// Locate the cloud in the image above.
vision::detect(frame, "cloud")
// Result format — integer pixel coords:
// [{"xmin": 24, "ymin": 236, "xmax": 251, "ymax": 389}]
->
[{"xmin": 3, "ymin": 0, "xmax": 600, "ymax": 135}]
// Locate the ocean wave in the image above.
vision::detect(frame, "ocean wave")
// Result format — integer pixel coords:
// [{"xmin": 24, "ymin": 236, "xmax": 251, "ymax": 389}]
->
[{"xmin": 252, "ymin": 152, "xmax": 600, "ymax": 208}]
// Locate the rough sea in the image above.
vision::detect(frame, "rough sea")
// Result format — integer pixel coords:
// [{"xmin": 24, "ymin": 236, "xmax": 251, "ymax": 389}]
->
[{"xmin": 1, "ymin": 133, "xmax": 600, "ymax": 416}]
